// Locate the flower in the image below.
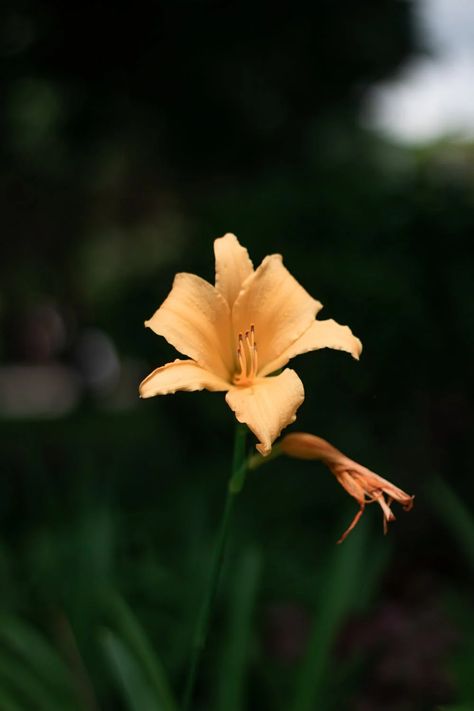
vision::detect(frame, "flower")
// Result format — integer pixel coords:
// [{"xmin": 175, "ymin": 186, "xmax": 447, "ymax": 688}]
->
[
  {"xmin": 280, "ymin": 433, "xmax": 414, "ymax": 542},
  {"xmin": 139, "ymin": 234, "xmax": 361, "ymax": 454}
]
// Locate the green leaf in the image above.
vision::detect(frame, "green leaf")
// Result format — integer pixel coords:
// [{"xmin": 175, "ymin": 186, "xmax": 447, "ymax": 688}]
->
[
  {"xmin": 0, "ymin": 685, "xmax": 26, "ymax": 711},
  {"xmin": 0, "ymin": 615, "xmax": 75, "ymax": 698},
  {"xmin": 100, "ymin": 629, "xmax": 159, "ymax": 711},
  {"xmin": 290, "ymin": 523, "xmax": 368, "ymax": 711},
  {"xmin": 427, "ymin": 477, "xmax": 474, "ymax": 570},
  {"xmin": 0, "ymin": 650, "xmax": 68, "ymax": 711},
  {"xmin": 216, "ymin": 546, "xmax": 262, "ymax": 711},
  {"xmin": 0, "ymin": 614, "xmax": 80, "ymax": 711},
  {"xmin": 102, "ymin": 592, "xmax": 177, "ymax": 711}
]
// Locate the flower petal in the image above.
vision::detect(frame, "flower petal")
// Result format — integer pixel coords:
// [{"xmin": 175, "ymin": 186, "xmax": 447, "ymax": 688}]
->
[
  {"xmin": 225, "ymin": 369, "xmax": 304, "ymax": 455},
  {"xmin": 260, "ymin": 319, "xmax": 362, "ymax": 376},
  {"xmin": 145, "ymin": 273, "xmax": 233, "ymax": 380},
  {"xmin": 214, "ymin": 233, "xmax": 254, "ymax": 307},
  {"xmin": 232, "ymin": 255, "xmax": 322, "ymax": 373},
  {"xmin": 139, "ymin": 359, "xmax": 230, "ymax": 398}
]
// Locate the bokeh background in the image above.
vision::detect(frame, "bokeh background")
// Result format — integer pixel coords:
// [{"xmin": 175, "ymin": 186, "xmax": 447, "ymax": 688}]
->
[{"xmin": 1, "ymin": 1, "xmax": 474, "ymax": 709}]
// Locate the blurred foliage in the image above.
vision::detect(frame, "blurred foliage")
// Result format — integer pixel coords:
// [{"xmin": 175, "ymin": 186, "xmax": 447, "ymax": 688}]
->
[{"xmin": 1, "ymin": 0, "xmax": 474, "ymax": 709}]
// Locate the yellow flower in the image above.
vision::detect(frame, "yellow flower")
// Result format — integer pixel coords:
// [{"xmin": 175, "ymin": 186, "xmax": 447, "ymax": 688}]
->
[
  {"xmin": 280, "ymin": 433, "xmax": 414, "ymax": 542},
  {"xmin": 139, "ymin": 234, "xmax": 362, "ymax": 455}
]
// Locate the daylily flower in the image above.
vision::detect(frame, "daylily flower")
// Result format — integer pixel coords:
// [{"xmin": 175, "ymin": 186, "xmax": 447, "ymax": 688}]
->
[
  {"xmin": 280, "ymin": 433, "xmax": 414, "ymax": 542},
  {"xmin": 139, "ymin": 234, "xmax": 361, "ymax": 454}
]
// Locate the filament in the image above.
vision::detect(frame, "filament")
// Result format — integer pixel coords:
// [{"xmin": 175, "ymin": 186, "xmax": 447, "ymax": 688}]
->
[{"xmin": 234, "ymin": 324, "xmax": 258, "ymax": 385}]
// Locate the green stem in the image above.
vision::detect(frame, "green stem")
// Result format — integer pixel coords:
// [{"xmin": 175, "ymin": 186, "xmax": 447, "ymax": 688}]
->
[
  {"xmin": 182, "ymin": 424, "xmax": 247, "ymax": 711},
  {"xmin": 247, "ymin": 444, "xmax": 282, "ymax": 472}
]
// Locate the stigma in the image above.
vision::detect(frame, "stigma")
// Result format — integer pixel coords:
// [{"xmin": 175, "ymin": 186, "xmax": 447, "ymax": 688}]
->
[{"xmin": 234, "ymin": 324, "xmax": 258, "ymax": 386}]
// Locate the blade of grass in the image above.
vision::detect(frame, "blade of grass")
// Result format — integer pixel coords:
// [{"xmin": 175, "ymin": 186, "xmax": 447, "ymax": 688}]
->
[
  {"xmin": 0, "ymin": 685, "xmax": 27, "ymax": 711},
  {"xmin": 216, "ymin": 546, "xmax": 261, "ymax": 711},
  {"xmin": 427, "ymin": 476, "xmax": 474, "ymax": 569},
  {"xmin": 290, "ymin": 523, "xmax": 368, "ymax": 711},
  {"xmin": 100, "ymin": 629, "xmax": 159, "ymax": 711},
  {"xmin": 0, "ymin": 650, "xmax": 75, "ymax": 711},
  {"xmin": 53, "ymin": 611, "xmax": 101, "ymax": 711},
  {"xmin": 103, "ymin": 592, "xmax": 177, "ymax": 711},
  {"xmin": 351, "ymin": 536, "xmax": 390, "ymax": 614},
  {"xmin": 0, "ymin": 614, "xmax": 76, "ymax": 701}
]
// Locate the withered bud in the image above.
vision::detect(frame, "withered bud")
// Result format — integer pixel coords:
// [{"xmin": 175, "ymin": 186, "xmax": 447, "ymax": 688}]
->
[{"xmin": 280, "ymin": 433, "xmax": 414, "ymax": 543}]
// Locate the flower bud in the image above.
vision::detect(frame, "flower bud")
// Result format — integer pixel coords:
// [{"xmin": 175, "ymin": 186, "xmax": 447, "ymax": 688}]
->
[{"xmin": 280, "ymin": 432, "xmax": 414, "ymax": 543}]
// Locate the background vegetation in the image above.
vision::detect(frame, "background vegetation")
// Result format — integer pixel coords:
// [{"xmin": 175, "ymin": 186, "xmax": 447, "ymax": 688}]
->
[{"xmin": 1, "ymin": 2, "xmax": 473, "ymax": 709}]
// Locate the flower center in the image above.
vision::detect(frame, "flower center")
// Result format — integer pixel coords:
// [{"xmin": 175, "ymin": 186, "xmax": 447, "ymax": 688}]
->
[{"xmin": 233, "ymin": 324, "xmax": 258, "ymax": 386}]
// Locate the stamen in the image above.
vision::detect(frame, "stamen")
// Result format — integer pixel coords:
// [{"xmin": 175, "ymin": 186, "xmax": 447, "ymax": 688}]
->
[
  {"xmin": 337, "ymin": 503, "xmax": 365, "ymax": 544},
  {"xmin": 237, "ymin": 347, "xmax": 245, "ymax": 376},
  {"xmin": 234, "ymin": 326, "xmax": 258, "ymax": 385},
  {"xmin": 238, "ymin": 333, "xmax": 247, "ymax": 376},
  {"xmin": 244, "ymin": 330, "xmax": 252, "ymax": 360}
]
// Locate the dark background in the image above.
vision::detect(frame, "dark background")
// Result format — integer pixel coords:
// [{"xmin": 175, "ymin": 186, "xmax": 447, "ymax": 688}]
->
[{"xmin": 1, "ymin": 2, "xmax": 473, "ymax": 709}]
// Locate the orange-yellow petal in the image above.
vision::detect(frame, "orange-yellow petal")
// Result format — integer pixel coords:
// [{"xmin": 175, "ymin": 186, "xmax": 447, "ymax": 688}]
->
[
  {"xmin": 214, "ymin": 233, "xmax": 254, "ymax": 307},
  {"xmin": 139, "ymin": 359, "xmax": 230, "ymax": 398},
  {"xmin": 260, "ymin": 318, "xmax": 362, "ymax": 376},
  {"xmin": 232, "ymin": 255, "xmax": 322, "ymax": 374},
  {"xmin": 145, "ymin": 273, "xmax": 233, "ymax": 380},
  {"xmin": 225, "ymin": 369, "xmax": 304, "ymax": 455}
]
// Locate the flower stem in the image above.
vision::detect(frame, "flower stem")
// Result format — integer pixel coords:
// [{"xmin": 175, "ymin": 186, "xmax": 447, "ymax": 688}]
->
[{"xmin": 182, "ymin": 424, "xmax": 247, "ymax": 711}]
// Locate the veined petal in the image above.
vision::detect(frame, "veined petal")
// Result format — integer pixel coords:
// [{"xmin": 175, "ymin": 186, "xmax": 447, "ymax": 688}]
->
[
  {"xmin": 260, "ymin": 319, "xmax": 362, "ymax": 376},
  {"xmin": 225, "ymin": 369, "xmax": 304, "ymax": 455},
  {"xmin": 214, "ymin": 233, "xmax": 254, "ymax": 308},
  {"xmin": 232, "ymin": 255, "xmax": 322, "ymax": 374},
  {"xmin": 145, "ymin": 273, "xmax": 233, "ymax": 380},
  {"xmin": 139, "ymin": 359, "xmax": 230, "ymax": 398}
]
